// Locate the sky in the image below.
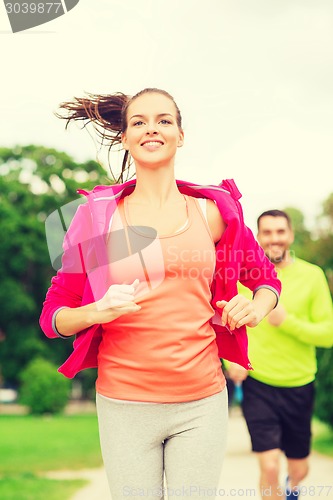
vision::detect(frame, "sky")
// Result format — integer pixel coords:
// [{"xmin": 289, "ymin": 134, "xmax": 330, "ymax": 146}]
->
[{"xmin": 1, "ymin": 0, "xmax": 333, "ymax": 232}]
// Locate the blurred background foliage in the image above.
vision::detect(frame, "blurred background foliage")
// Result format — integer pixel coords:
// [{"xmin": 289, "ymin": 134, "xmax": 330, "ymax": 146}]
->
[
  {"xmin": 0, "ymin": 145, "xmax": 107, "ymax": 398},
  {"xmin": 280, "ymin": 205, "xmax": 333, "ymax": 428},
  {"xmin": 0, "ymin": 145, "xmax": 332, "ymax": 425}
]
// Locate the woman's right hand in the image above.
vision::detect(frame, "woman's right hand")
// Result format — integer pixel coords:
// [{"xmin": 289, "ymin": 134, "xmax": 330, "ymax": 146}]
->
[
  {"xmin": 55, "ymin": 279, "xmax": 141, "ymax": 336},
  {"xmin": 95, "ymin": 279, "xmax": 141, "ymax": 322}
]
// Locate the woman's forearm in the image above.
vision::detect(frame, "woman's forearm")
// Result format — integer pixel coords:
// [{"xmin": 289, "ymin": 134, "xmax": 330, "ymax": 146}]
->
[
  {"xmin": 55, "ymin": 281, "xmax": 141, "ymax": 337},
  {"xmin": 55, "ymin": 303, "xmax": 102, "ymax": 337},
  {"xmin": 252, "ymin": 287, "xmax": 278, "ymax": 321}
]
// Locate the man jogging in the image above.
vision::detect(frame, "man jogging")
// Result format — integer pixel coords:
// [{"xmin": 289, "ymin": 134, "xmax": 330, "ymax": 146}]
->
[{"xmin": 227, "ymin": 209, "xmax": 333, "ymax": 500}]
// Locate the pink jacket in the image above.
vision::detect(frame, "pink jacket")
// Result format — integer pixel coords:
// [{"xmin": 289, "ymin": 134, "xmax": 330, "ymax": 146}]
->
[{"xmin": 40, "ymin": 178, "xmax": 281, "ymax": 378}]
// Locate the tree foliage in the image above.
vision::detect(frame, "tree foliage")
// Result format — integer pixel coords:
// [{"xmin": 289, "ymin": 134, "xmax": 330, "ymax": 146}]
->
[
  {"xmin": 0, "ymin": 145, "xmax": 108, "ymax": 387},
  {"xmin": 19, "ymin": 357, "xmax": 71, "ymax": 414},
  {"xmin": 284, "ymin": 206, "xmax": 313, "ymax": 260},
  {"xmin": 285, "ymin": 201, "xmax": 333, "ymax": 430}
]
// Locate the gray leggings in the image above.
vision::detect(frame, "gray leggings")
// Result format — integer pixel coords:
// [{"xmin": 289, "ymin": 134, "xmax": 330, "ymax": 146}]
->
[{"xmin": 96, "ymin": 390, "xmax": 228, "ymax": 499}]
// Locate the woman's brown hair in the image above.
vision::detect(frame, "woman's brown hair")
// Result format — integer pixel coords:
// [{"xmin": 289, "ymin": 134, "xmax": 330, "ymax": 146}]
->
[{"xmin": 56, "ymin": 88, "xmax": 182, "ymax": 183}]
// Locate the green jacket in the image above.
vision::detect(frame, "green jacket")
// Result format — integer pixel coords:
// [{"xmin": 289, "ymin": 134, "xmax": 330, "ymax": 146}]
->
[{"xmin": 238, "ymin": 258, "xmax": 333, "ymax": 387}]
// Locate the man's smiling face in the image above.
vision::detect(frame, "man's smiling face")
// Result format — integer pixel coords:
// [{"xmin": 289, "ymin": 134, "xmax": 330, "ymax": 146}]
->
[{"xmin": 257, "ymin": 215, "xmax": 294, "ymax": 265}]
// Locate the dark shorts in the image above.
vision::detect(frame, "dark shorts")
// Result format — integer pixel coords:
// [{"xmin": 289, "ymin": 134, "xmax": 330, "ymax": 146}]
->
[{"xmin": 241, "ymin": 377, "xmax": 315, "ymax": 459}]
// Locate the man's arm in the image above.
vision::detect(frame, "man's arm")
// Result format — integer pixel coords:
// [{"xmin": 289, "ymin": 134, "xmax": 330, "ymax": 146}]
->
[{"xmin": 268, "ymin": 269, "xmax": 333, "ymax": 348}]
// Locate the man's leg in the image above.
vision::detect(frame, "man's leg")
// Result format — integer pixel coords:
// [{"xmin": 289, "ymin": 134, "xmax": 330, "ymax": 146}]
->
[
  {"xmin": 282, "ymin": 383, "xmax": 314, "ymax": 498},
  {"xmin": 287, "ymin": 457, "xmax": 309, "ymax": 487},
  {"xmin": 256, "ymin": 449, "xmax": 282, "ymax": 500},
  {"xmin": 284, "ymin": 457, "xmax": 309, "ymax": 498},
  {"xmin": 241, "ymin": 378, "xmax": 284, "ymax": 499}
]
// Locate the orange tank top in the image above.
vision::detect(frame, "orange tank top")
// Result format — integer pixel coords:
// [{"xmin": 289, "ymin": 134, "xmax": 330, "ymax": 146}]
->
[{"xmin": 96, "ymin": 195, "xmax": 225, "ymax": 402}]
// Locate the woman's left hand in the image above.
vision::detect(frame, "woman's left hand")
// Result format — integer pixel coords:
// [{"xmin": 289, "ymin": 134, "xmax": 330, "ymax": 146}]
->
[{"xmin": 216, "ymin": 294, "xmax": 264, "ymax": 331}]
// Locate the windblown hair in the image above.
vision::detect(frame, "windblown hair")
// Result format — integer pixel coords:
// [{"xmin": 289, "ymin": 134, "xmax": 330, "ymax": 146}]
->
[{"xmin": 56, "ymin": 88, "xmax": 182, "ymax": 183}]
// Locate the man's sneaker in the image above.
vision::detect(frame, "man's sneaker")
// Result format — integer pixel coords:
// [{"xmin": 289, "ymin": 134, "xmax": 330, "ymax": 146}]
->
[
  {"xmin": 285, "ymin": 477, "xmax": 300, "ymax": 499},
  {"xmin": 286, "ymin": 489, "xmax": 299, "ymax": 499}
]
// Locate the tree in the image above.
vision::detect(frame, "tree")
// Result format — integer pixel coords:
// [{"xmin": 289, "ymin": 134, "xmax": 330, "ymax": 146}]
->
[
  {"xmin": 284, "ymin": 202, "xmax": 333, "ymax": 429},
  {"xmin": 311, "ymin": 192, "xmax": 333, "ymax": 429},
  {"xmin": 19, "ymin": 357, "xmax": 71, "ymax": 414},
  {"xmin": 284, "ymin": 206, "xmax": 315, "ymax": 261},
  {"xmin": 0, "ymin": 145, "xmax": 108, "ymax": 387},
  {"xmin": 311, "ymin": 194, "xmax": 333, "ymax": 295}
]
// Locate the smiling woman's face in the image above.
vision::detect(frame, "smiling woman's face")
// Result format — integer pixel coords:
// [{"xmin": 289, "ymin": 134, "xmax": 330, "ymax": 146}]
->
[{"xmin": 121, "ymin": 92, "xmax": 184, "ymax": 168}]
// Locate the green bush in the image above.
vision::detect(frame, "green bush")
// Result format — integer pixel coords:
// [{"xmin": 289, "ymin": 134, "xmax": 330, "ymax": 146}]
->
[
  {"xmin": 19, "ymin": 358, "xmax": 71, "ymax": 415},
  {"xmin": 315, "ymin": 348, "xmax": 333, "ymax": 429}
]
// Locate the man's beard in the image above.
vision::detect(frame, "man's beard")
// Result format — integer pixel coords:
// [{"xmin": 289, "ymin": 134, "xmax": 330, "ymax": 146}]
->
[{"xmin": 266, "ymin": 249, "xmax": 287, "ymax": 264}]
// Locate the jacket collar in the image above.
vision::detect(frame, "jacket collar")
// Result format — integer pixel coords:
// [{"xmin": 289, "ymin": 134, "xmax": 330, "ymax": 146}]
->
[{"xmin": 77, "ymin": 178, "xmax": 241, "ymax": 202}]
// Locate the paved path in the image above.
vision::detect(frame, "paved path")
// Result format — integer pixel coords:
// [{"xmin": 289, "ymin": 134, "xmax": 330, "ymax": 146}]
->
[{"xmin": 59, "ymin": 407, "xmax": 333, "ymax": 500}]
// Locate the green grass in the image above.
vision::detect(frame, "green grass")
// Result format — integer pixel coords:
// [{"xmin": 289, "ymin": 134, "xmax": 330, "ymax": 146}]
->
[
  {"xmin": 0, "ymin": 414, "xmax": 102, "ymax": 500},
  {"xmin": 312, "ymin": 418, "xmax": 333, "ymax": 457},
  {"xmin": 0, "ymin": 473, "xmax": 87, "ymax": 500},
  {"xmin": 0, "ymin": 414, "xmax": 102, "ymax": 473}
]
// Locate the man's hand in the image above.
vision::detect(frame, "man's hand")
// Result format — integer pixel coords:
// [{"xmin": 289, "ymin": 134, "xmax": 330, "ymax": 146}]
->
[
  {"xmin": 267, "ymin": 303, "xmax": 287, "ymax": 326},
  {"xmin": 227, "ymin": 362, "xmax": 249, "ymax": 383}
]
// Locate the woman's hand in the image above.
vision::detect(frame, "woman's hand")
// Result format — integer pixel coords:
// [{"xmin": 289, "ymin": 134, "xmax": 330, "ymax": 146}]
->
[
  {"xmin": 55, "ymin": 279, "xmax": 141, "ymax": 337},
  {"xmin": 216, "ymin": 294, "xmax": 263, "ymax": 331},
  {"xmin": 216, "ymin": 288, "xmax": 277, "ymax": 331},
  {"xmin": 94, "ymin": 279, "xmax": 141, "ymax": 323},
  {"xmin": 96, "ymin": 279, "xmax": 141, "ymax": 311}
]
